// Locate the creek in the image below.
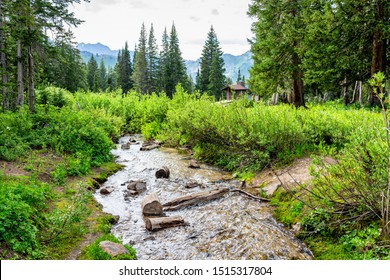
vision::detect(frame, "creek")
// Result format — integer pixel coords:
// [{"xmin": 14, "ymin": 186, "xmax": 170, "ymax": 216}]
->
[{"xmin": 94, "ymin": 135, "xmax": 313, "ymax": 260}]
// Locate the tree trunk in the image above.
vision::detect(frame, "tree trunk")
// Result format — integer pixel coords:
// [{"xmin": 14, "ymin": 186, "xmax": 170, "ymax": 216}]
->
[
  {"xmin": 141, "ymin": 193, "xmax": 163, "ymax": 216},
  {"xmin": 162, "ymin": 188, "xmax": 229, "ymax": 211},
  {"xmin": 290, "ymin": 1, "xmax": 305, "ymax": 108},
  {"xmin": 369, "ymin": 1, "xmax": 387, "ymax": 106},
  {"xmin": 0, "ymin": 0, "xmax": 8, "ymax": 110},
  {"xmin": 342, "ymin": 76, "xmax": 349, "ymax": 105},
  {"xmin": 291, "ymin": 63, "xmax": 305, "ymax": 108},
  {"xmin": 27, "ymin": 45, "xmax": 34, "ymax": 112},
  {"xmin": 144, "ymin": 216, "xmax": 185, "ymax": 231},
  {"xmin": 17, "ymin": 39, "xmax": 24, "ymax": 108},
  {"xmin": 155, "ymin": 166, "xmax": 170, "ymax": 179},
  {"xmin": 358, "ymin": 81, "xmax": 363, "ymax": 105},
  {"xmin": 350, "ymin": 81, "xmax": 358, "ymax": 104}
]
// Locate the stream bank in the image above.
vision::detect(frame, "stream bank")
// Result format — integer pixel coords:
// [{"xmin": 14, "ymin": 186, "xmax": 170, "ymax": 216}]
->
[{"xmin": 94, "ymin": 135, "xmax": 313, "ymax": 260}]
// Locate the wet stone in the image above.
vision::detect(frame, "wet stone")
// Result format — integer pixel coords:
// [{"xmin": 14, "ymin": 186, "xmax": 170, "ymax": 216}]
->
[
  {"xmin": 100, "ymin": 186, "xmax": 114, "ymax": 195},
  {"xmin": 99, "ymin": 241, "xmax": 129, "ymax": 257}
]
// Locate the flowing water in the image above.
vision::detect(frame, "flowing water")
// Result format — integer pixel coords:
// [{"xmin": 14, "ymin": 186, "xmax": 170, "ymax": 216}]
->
[{"xmin": 94, "ymin": 135, "xmax": 313, "ymax": 260}]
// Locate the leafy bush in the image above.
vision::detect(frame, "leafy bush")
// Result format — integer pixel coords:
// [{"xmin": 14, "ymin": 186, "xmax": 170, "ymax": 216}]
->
[{"xmin": 0, "ymin": 175, "xmax": 51, "ymax": 258}]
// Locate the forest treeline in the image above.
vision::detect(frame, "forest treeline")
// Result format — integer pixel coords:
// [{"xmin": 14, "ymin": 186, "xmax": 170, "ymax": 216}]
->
[
  {"xmin": 0, "ymin": 0, "xmax": 227, "ymax": 110},
  {"xmin": 248, "ymin": 0, "xmax": 390, "ymax": 107},
  {"xmin": 85, "ymin": 23, "xmax": 226, "ymax": 99}
]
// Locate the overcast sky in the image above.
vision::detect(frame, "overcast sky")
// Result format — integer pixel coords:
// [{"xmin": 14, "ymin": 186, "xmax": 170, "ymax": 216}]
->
[{"xmin": 70, "ymin": 0, "xmax": 253, "ymax": 60}]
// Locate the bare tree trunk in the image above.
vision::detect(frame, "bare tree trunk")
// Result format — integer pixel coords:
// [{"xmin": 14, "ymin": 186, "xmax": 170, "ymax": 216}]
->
[
  {"xmin": 17, "ymin": 39, "xmax": 24, "ymax": 108},
  {"xmin": 341, "ymin": 76, "xmax": 350, "ymax": 105},
  {"xmin": 27, "ymin": 45, "xmax": 34, "ymax": 112},
  {"xmin": 0, "ymin": 0, "xmax": 9, "ymax": 110},
  {"xmin": 350, "ymin": 81, "xmax": 358, "ymax": 104},
  {"xmin": 369, "ymin": 1, "xmax": 387, "ymax": 106},
  {"xmin": 359, "ymin": 81, "xmax": 363, "ymax": 105},
  {"xmin": 291, "ymin": 63, "xmax": 305, "ymax": 107},
  {"xmin": 290, "ymin": 1, "xmax": 305, "ymax": 108}
]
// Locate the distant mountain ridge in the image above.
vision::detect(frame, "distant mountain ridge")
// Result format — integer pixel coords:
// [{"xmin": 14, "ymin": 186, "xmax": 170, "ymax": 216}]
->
[{"xmin": 77, "ymin": 43, "xmax": 253, "ymax": 83}]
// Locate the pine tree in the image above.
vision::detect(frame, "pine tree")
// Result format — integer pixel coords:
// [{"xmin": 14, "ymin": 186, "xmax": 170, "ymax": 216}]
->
[
  {"xmin": 98, "ymin": 59, "xmax": 107, "ymax": 91},
  {"xmin": 132, "ymin": 23, "xmax": 148, "ymax": 94},
  {"xmin": 236, "ymin": 69, "xmax": 242, "ymax": 83},
  {"xmin": 198, "ymin": 26, "xmax": 225, "ymax": 98},
  {"xmin": 107, "ymin": 67, "xmax": 118, "ymax": 91},
  {"xmin": 147, "ymin": 23, "xmax": 159, "ymax": 93},
  {"xmin": 87, "ymin": 55, "xmax": 98, "ymax": 91},
  {"xmin": 165, "ymin": 23, "xmax": 187, "ymax": 97},
  {"xmin": 158, "ymin": 27, "xmax": 170, "ymax": 93},
  {"xmin": 248, "ymin": 0, "xmax": 305, "ymax": 107},
  {"xmin": 116, "ymin": 42, "xmax": 133, "ymax": 95}
]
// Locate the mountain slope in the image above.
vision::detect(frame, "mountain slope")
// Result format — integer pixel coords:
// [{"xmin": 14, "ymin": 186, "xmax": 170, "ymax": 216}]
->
[{"xmin": 77, "ymin": 43, "xmax": 253, "ymax": 82}]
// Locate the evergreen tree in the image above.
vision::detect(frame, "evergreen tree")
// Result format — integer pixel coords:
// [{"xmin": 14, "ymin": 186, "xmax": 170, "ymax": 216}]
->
[
  {"xmin": 0, "ymin": 0, "xmax": 89, "ymax": 111},
  {"xmin": 132, "ymin": 23, "xmax": 148, "ymax": 94},
  {"xmin": 107, "ymin": 67, "xmax": 118, "ymax": 91},
  {"xmin": 116, "ymin": 42, "xmax": 133, "ymax": 95},
  {"xmin": 236, "ymin": 69, "xmax": 242, "ymax": 83},
  {"xmin": 87, "ymin": 55, "xmax": 98, "ymax": 91},
  {"xmin": 147, "ymin": 23, "xmax": 159, "ymax": 93},
  {"xmin": 158, "ymin": 27, "xmax": 170, "ymax": 93},
  {"xmin": 165, "ymin": 23, "xmax": 187, "ymax": 97},
  {"xmin": 98, "ymin": 59, "xmax": 107, "ymax": 91},
  {"xmin": 43, "ymin": 39, "xmax": 87, "ymax": 92},
  {"xmin": 198, "ymin": 26, "xmax": 225, "ymax": 98},
  {"xmin": 248, "ymin": 0, "xmax": 305, "ymax": 107}
]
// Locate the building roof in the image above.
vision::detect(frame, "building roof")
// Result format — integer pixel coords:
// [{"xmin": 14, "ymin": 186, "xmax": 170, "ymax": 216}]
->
[{"xmin": 222, "ymin": 83, "xmax": 248, "ymax": 91}]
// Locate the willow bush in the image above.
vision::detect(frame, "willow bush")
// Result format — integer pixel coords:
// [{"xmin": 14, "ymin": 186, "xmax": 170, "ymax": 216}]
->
[{"xmin": 160, "ymin": 86, "xmax": 382, "ymax": 172}]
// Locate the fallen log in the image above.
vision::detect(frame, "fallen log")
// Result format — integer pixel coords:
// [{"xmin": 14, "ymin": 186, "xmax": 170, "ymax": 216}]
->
[
  {"xmin": 230, "ymin": 189, "xmax": 270, "ymax": 202},
  {"xmin": 163, "ymin": 188, "xmax": 229, "ymax": 211},
  {"xmin": 155, "ymin": 166, "xmax": 170, "ymax": 179},
  {"xmin": 140, "ymin": 144, "xmax": 160, "ymax": 151},
  {"xmin": 141, "ymin": 193, "xmax": 163, "ymax": 216},
  {"xmin": 144, "ymin": 216, "xmax": 185, "ymax": 231}
]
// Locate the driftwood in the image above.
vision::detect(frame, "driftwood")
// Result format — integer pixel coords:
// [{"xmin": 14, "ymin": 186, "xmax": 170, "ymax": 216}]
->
[
  {"xmin": 188, "ymin": 160, "xmax": 200, "ymax": 169},
  {"xmin": 140, "ymin": 144, "xmax": 160, "ymax": 151},
  {"xmin": 163, "ymin": 188, "xmax": 229, "ymax": 211},
  {"xmin": 144, "ymin": 216, "xmax": 185, "ymax": 231},
  {"xmin": 155, "ymin": 166, "xmax": 170, "ymax": 179},
  {"xmin": 230, "ymin": 189, "xmax": 270, "ymax": 202},
  {"xmin": 141, "ymin": 193, "xmax": 163, "ymax": 216},
  {"xmin": 140, "ymin": 140, "xmax": 161, "ymax": 151}
]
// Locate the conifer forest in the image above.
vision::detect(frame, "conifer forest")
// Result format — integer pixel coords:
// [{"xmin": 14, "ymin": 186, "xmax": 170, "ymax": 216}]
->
[{"xmin": 0, "ymin": 0, "xmax": 390, "ymax": 261}]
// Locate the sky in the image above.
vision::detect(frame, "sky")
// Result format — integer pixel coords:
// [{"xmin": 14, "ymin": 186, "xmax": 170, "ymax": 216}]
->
[{"xmin": 70, "ymin": 0, "xmax": 254, "ymax": 60}]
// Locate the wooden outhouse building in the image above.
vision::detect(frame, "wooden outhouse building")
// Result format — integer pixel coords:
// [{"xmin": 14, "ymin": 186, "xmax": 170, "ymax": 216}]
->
[{"xmin": 222, "ymin": 82, "xmax": 249, "ymax": 100}]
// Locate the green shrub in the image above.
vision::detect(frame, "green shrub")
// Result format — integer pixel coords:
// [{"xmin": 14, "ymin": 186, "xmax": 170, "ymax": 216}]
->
[{"xmin": 0, "ymin": 175, "xmax": 50, "ymax": 258}]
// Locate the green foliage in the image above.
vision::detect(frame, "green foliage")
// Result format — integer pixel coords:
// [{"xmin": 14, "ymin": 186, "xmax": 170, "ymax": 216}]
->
[
  {"xmin": 198, "ymin": 26, "xmax": 225, "ymax": 99},
  {"xmin": 0, "ymin": 175, "xmax": 51, "ymax": 258},
  {"xmin": 162, "ymin": 91, "xmax": 382, "ymax": 172},
  {"xmin": 42, "ymin": 187, "xmax": 91, "ymax": 244},
  {"xmin": 51, "ymin": 164, "xmax": 67, "ymax": 186},
  {"xmin": 80, "ymin": 234, "xmax": 136, "ymax": 260}
]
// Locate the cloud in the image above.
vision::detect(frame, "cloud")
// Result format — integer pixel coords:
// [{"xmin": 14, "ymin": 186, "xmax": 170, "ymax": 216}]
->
[
  {"xmin": 211, "ymin": 9, "xmax": 219, "ymax": 15},
  {"xmin": 184, "ymin": 38, "xmax": 205, "ymax": 45},
  {"xmin": 190, "ymin": 15, "xmax": 200, "ymax": 22},
  {"xmin": 85, "ymin": 0, "xmax": 122, "ymax": 12},
  {"xmin": 127, "ymin": 0, "xmax": 148, "ymax": 9}
]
